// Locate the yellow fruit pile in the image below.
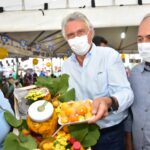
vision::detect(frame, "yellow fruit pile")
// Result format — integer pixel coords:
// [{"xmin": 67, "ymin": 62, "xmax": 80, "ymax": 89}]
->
[
  {"xmin": 39, "ymin": 130, "xmax": 71, "ymax": 150},
  {"xmin": 58, "ymin": 100, "xmax": 93, "ymax": 124}
]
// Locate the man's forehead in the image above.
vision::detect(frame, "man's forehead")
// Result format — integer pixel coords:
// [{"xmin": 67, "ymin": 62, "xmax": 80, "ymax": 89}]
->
[
  {"xmin": 65, "ymin": 20, "xmax": 88, "ymax": 32},
  {"xmin": 138, "ymin": 17, "xmax": 150, "ymax": 34},
  {"xmin": 66, "ymin": 20, "xmax": 87, "ymax": 27},
  {"xmin": 140, "ymin": 17, "xmax": 150, "ymax": 27}
]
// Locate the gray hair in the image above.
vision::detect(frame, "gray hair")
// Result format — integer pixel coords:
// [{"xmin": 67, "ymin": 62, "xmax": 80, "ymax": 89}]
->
[
  {"xmin": 140, "ymin": 13, "xmax": 150, "ymax": 24},
  {"xmin": 61, "ymin": 12, "xmax": 95, "ymax": 39}
]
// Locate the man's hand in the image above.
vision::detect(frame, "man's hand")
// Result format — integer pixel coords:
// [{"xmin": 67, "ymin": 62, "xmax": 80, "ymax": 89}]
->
[{"xmin": 88, "ymin": 97, "xmax": 112, "ymax": 123}]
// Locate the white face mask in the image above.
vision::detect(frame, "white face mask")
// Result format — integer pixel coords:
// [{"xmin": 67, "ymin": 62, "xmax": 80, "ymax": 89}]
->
[
  {"xmin": 68, "ymin": 35, "xmax": 90, "ymax": 56},
  {"xmin": 138, "ymin": 43, "xmax": 150, "ymax": 63}
]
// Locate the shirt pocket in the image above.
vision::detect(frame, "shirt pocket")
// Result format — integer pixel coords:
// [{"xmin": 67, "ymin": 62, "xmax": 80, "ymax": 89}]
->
[{"xmin": 94, "ymin": 70, "xmax": 107, "ymax": 96}]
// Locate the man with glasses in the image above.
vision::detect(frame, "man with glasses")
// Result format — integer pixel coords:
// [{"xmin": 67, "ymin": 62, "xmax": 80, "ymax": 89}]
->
[
  {"xmin": 125, "ymin": 14, "xmax": 150, "ymax": 150},
  {"xmin": 61, "ymin": 12, "xmax": 134, "ymax": 150}
]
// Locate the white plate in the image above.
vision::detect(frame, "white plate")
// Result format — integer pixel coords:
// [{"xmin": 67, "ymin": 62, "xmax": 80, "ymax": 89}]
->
[{"xmin": 58, "ymin": 117, "xmax": 93, "ymax": 126}]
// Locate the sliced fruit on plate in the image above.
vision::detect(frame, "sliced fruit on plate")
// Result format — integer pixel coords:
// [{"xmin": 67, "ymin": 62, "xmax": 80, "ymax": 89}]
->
[{"xmin": 58, "ymin": 100, "xmax": 93, "ymax": 125}]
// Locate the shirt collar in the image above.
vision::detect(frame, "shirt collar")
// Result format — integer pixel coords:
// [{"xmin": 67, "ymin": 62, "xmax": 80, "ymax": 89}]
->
[{"xmin": 70, "ymin": 43, "xmax": 95, "ymax": 62}]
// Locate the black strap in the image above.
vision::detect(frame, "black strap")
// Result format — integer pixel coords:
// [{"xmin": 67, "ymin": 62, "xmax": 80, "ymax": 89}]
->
[{"xmin": 138, "ymin": 0, "xmax": 142, "ymax": 5}]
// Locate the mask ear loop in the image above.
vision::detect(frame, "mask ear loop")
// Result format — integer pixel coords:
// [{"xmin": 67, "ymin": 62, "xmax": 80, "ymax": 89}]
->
[{"xmin": 87, "ymin": 29, "xmax": 94, "ymax": 45}]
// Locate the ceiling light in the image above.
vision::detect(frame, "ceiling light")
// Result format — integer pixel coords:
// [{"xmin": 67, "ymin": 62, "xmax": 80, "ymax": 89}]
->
[{"xmin": 121, "ymin": 32, "xmax": 126, "ymax": 39}]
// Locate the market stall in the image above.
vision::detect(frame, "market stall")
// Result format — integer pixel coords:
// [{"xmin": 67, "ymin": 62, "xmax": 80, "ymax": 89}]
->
[{"xmin": 3, "ymin": 74, "xmax": 100, "ymax": 150}]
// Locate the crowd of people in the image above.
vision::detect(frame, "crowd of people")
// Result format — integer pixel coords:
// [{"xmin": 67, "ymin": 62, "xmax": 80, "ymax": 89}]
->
[{"xmin": 0, "ymin": 11, "xmax": 150, "ymax": 150}]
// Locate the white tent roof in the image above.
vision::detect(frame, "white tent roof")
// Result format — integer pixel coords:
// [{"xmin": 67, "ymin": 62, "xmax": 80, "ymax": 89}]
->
[{"xmin": 0, "ymin": 1, "xmax": 150, "ymax": 56}]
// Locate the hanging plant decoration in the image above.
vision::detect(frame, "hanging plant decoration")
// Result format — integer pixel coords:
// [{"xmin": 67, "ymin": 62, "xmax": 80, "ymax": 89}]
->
[
  {"xmin": 36, "ymin": 44, "xmax": 41, "ymax": 52},
  {"xmin": 20, "ymin": 40, "xmax": 28, "ymax": 47},
  {"xmin": 1, "ymin": 35, "xmax": 9, "ymax": 43},
  {"xmin": 63, "ymin": 56, "xmax": 68, "ymax": 61},
  {"xmin": 32, "ymin": 58, "xmax": 38, "ymax": 65},
  {"xmin": 46, "ymin": 62, "xmax": 51, "ymax": 67},
  {"xmin": 121, "ymin": 53, "xmax": 126, "ymax": 62},
  {"xmin": 0, "ymin": 47, "xmax": 8, "ymax": 59}
]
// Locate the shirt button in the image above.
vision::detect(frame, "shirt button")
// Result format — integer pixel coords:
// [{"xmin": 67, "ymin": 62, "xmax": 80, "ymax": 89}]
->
[
  {"xmin": 145, "ymin": 109, "xmax": 148, "ymax": 112},
  {"xmin": 141, "ymin": 128, "xmax": 144, "ymax": 131},
  {"xmin": 142, "ymin": 146, "xmax": 144, "ymax": 149}
]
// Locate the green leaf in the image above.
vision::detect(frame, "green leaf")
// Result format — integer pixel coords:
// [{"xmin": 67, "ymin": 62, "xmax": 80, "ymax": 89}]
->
[
  {"xmin": 3, "ymin": 133, "xmax": 28, "ymax": 150},
  {"xmin": 19, "ymin": 133, "xmax": 28, "ymax": 143},
  {"xmin": 81, "ymin": 124, "xmax": 100, "ymax": 148},
  {"xmin": 69, "ymin": 123, "xmax": 100, "ymax": 148},
  {"xmin": 4, "ymin": 111, "xmax": 22, "ymax": 128},
  {"xmin": 55, "ymin": 74, "xmax": 69, "ymax": 95},
  {"xmin": 58, "ymin": 88, "xmax": 75, "ymax": 102},
  {"xmin": 20, "ymin": 119, "xmax": 29, "ymax": 130},
  {"xmin": 35, "ymin": 74, "xmax": 70, "ymax": 97},
  {"xmin": 20, "ymin": 135, "xmax": 37, "ymax": 150},
  {"xmin": 69, "ymin": 123, "xmax": 88, "ymax": 142},
  {"xmin": 35, "ymin": 77, "xmax": 55, "ymax": 95},
  {"xmin": 35, "ymin": 74, "xmax": 76, "ymax": 100},
  {"xmin": 3, "ymin": 132, "xmax": 37, "ymax": 150}
]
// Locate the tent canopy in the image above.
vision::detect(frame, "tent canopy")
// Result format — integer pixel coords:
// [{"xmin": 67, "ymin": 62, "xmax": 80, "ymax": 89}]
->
[{"xmin": 0, "ymin": 2, "xmax": 150, "ymax": 57}]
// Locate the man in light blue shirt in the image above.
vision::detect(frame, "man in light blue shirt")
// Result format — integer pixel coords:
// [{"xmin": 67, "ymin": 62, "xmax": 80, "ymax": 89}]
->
[
  {"xmin": 61, "ymin": 12, "xmax": 134, "ymax": 150},
  {"xmin": 0, "ymin": 90, "xmax": 14, "ymax": 150},
  {"xmin": 125, "ymin": 14, "xmax": 150, "ymax": 150}
]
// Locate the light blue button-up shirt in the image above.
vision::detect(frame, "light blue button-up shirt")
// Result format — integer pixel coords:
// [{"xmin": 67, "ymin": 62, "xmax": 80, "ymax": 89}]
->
[
  {"xmin": 125, "ymin": 62, "xmax": 150, "ymax": 150},
  {"xmin": 62, "ymin": 44, "xmax": 134, "ymax": 129},
  {"xmin": 0, "ymin": 90, "xmax": 14, "ymax": 150}
]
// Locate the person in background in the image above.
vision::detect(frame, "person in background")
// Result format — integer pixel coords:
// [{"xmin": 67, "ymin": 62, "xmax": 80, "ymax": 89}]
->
[
  {"xmin": 15, "ymin": 80, "xmax": 22, "ymax": 88},
  {"xmin": 18, "ymin": 75, "xmax": 24, "ymax": 86},
  {"xmin": 6, "ymin": 77, "xmax": 15, "ymax": 111},
  {"xmin": 51, "ymin": 73, "xmax": 56, "ymax": 78},
  {"xmin": 23, "ymin": 72, "xmax": 32, "ymax": 86},
  {"xmin": 32, "ymin": 71, "xmax": 38, "ymax": 83},
  {"xmin": 125, "ymin": 14, "xmax": 150, "ymax": 150},
  {"xmin": 92, "ymin": 35, "xmax": 108, "ymax": 47},
  {"xmin": 1, "ymin": 77, "xmax": 9, "ymax": 97},
  {"xmin": 0, "ymin": 90, "xmax": 14, "ymax": 150},
  {"xmin": 39, "ymin": 70, "xmax": 46, "ymax": 77},
  {"xmin": 61, "ymin": 12, "xmax": 134, "ymax": 150}
]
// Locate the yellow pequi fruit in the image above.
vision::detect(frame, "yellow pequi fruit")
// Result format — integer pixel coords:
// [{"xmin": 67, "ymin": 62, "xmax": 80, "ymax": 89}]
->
[
  {"xmin": 22, "ymin": 129, "xmax": 30, "ymax": 136},
  {"xmin": 44, "ymin": 93, "xmax": 51, "ymax": 101},
  {"xmin": 39, "ymin": 131, "xmax": 71, "ymax": 150},
  {"xmin": 52, "ymin": 96, "xmax": 60, "ymax": 108},
  {"xmin": 39, "ymin": 138, "xmax": 54, "ymax": 150},
  {"xmin": 27, "ymin": 110, "xmax": 58, "ymax": 138}
]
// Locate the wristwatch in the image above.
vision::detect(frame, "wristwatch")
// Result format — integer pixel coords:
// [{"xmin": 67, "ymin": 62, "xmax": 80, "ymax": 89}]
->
[{"xmin": 109, "ymin": 96, "xmax": 119, "ymax": 111}]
